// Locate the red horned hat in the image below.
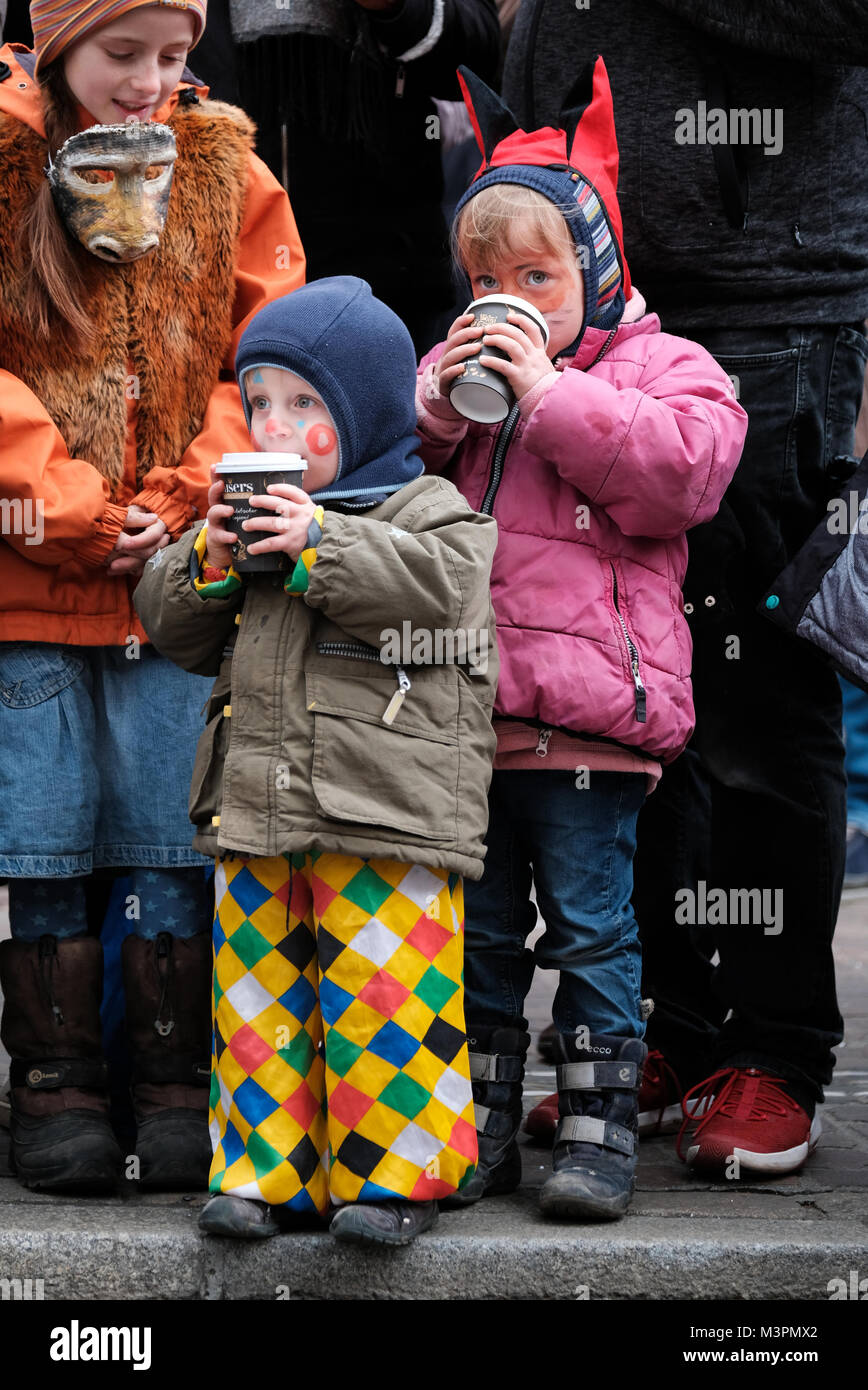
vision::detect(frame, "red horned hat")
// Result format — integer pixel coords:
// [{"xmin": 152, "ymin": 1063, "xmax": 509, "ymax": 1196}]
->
[{"xmin": 454, "ymin": 57, "xmax": 631, "ymax": 327}]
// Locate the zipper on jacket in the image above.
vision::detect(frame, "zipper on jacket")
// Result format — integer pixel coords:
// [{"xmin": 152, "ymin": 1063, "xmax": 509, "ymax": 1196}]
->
[
  {"xmin": 609, "ymin": 563, "xmax": 647, "ymax": 724},
  {"xmin": 382, "ymin": 667, "xmax": 411, "ymax": 725},
  {"xmin": 316, "ymin": 641, "xmax": 381, "ymax": 663},
  {"xmin": 524, "ymin": 0, "xmax": 544, "ymax": 126},
  {"xmin": 315, "ymin": 642, "xmax": 412, "ymax": 724},
  {"xmin": 480, "ymin": 402, "xmax": 521, "ymax": 515},
  {"xmin": 535, "ymin": 727, "xmax": 552, "ymax": 757}
]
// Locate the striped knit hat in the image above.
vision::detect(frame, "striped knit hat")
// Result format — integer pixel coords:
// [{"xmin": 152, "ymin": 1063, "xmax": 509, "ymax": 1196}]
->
[
  {"xmin": 31, "ymin": 0, "xmax": 207, "ymax": 75},
  {"xmin": 454, "ymin": 58, "xmax": 631, "ymax": 342}
]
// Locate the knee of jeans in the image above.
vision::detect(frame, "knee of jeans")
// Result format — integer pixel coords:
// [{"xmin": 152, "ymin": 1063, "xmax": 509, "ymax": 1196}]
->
[
  {"xmin": 464, "ymin": 917, "xmax": 529, "ymax": 955},
  {"xmin": 535, "ymin": 910, "xmax": 639, "ymax": 970}
]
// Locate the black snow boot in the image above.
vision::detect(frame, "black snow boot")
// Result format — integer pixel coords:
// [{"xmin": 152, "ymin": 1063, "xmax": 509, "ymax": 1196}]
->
[
  {"xmin": 539, "ymin": 1031, "xmax": 647, "ymax": 1221},
  {"xmin": 444, "ymin": 1021, "xmax": 530, "ymax": 1207},
  {"xmin": 0, "ymin": 935, "xmax": 123, "ymax": 1192},
  {"xmin": 122, "ymin": 931, "xmax": 212, "ymax": 1190}
]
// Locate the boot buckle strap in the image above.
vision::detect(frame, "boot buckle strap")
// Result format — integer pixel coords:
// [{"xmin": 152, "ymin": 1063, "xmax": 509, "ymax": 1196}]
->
[
  {"xmin": 469, "ymin": 1052, "xmax": 522, "ymax": 1083},
  {"xmin": 555, "ymin": 1115, "xmax": 635, "ymax": 1155},
  {"xmin": 473, "ymin": 1103, "xmax": 516, "ymax": 1140},
  {"xmin": 132, "ymin": 1054, "xmax": 211, "ymax": 1087},
  {"xmin": 11, "ymin": 1058, "xmax": 109, "ymax": 1091},
  {"xmin": 558, "ymin": 1061, "xmax": 637, "ymax": 1090}
]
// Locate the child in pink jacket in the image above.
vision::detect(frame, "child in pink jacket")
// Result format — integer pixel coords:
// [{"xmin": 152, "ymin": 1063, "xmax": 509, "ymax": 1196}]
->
[{"xmin": 415, "ymin": 59, "xmax": 748, "ymax": 1222}]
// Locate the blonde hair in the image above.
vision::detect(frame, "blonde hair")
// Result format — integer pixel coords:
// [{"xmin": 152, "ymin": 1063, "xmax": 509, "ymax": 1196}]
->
[{"xmin": 452, "ymin": 183, "xmax": 578, "ymax": 274}]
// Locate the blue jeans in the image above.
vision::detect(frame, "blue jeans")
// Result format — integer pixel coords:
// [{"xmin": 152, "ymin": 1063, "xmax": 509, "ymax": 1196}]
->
[
  {"xmin": 841, "ymin": 676, "xmax": 868, "ymax": 832},
  {"xmin": 0, "ymin": 642, "xmax": 212, "ymax": 875},
  {"xmin": 464, "ymin": 770, "xmax": 647, "ymax": 1038}
]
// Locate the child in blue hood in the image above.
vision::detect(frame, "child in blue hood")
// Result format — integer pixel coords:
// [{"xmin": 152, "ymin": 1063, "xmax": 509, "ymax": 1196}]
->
[{"xmin": 134, "ymin": 277, "xmax": 499, "ymax": 1246}]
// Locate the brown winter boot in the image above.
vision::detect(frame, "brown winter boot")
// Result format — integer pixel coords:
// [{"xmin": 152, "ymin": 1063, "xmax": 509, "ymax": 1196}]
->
[
  {"xmin": 122, "ymin": 931, "xmax": 212, "ymax": 1190},
  {"xmin": 0, "ymin": 935, "xmax": 123, "ymax": 1192}
]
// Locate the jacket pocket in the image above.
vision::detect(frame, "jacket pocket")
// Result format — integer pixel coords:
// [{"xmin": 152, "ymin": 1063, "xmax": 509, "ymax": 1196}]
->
[
  {"xmin": 305, "ymin": 670, "xmax": 459, "ymax": 842},
  {"xmin": 0, "ymin": 643, "xmax": 86, "ymax": 708},
  {"xmin": 824, "ymin": 325, "xmax": 868, "ymax": 472}
]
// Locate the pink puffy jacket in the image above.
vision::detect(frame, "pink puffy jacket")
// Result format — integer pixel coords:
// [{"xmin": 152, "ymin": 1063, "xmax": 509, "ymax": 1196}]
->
[{"xmin": 416, "ymin": 311, "xmax": 748, "ymax": 763}]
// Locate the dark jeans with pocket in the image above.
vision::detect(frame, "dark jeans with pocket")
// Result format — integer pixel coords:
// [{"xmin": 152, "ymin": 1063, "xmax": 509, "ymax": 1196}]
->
[{"xmin": 633, "ymin": 322, "xmax": 868, "ymax": 1106}]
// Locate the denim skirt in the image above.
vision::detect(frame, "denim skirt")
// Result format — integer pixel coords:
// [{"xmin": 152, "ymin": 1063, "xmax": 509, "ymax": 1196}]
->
[{"xmin": 0, "ymin": 642, "xmax": 214, "ymax": 877}]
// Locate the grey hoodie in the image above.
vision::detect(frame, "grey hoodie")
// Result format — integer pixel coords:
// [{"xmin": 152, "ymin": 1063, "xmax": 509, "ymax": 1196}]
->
[{"xmin": 503, "ymin": 0, "xmax": 868, "ymax": 332}]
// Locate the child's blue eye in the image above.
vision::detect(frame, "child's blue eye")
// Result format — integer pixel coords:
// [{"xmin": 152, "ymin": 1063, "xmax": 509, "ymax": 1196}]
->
[
  {"xmin": 252, "ymin": 397, "xmax": 269, "ymax": 410},
  {"xmin": 528, "ymin": 270, "xmax": 548, "ymax": 285},
  {"xmin": 295, "ymin": 396, "xmax": 315, "ymax": 409},
  {"xmin": 479, "ymin": 274, "xmax": 497, "ymax": 289}
]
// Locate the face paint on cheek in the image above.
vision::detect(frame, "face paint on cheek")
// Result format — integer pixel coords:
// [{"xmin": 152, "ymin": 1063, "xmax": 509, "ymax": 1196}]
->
[
  {"xmin": 306, "ymin": 423, "xmax": 337, "ymax": 456},
  {"xmin": 533, "ymin": 286, "xmax": 572, "ymax": 315}
]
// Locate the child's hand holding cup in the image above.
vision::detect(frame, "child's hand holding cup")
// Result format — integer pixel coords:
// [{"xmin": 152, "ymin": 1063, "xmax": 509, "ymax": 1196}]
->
[
  {"xmin": 210, "ymin": 453, "xmax": 309, "ymax": 573},
  {"xmin": 446, "ymin": 295, "xmax": 551, "ymax": 423},
  {"xmin": 204, "ymin": 463, "xmax": 239, "ymax": 571}
]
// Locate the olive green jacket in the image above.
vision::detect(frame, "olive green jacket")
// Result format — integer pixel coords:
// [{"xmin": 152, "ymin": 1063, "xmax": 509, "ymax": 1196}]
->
[{"xmin": 134, "ymin": 476, "xmax": 499, "ymax": 879}]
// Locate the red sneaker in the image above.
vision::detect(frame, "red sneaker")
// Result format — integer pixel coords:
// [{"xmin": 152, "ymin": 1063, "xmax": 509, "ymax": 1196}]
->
[
  {"xmin": 523, "ymin": 1090, "xmax": 558, "ymax": 1140},
  {"xmin": 637, "ymin": 1049, "xmax": 686, "ymax": 1135},
  {"xmin": 677, "ymin": 1067, "xmax": 822, "ymax": 1176}
]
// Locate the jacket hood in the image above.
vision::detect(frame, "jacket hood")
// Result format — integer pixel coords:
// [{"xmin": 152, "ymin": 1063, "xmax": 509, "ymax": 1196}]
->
[
  {"xmin": 234, "ymin": 277, "xmax": 424, "ymax": 509},
  {"xmin": 454, "ymin": 58, "xmax": 631, "ymax": 343},
  {"xmin": 0, "ymin": 43, "xmax": 208, "ymax": 136}
]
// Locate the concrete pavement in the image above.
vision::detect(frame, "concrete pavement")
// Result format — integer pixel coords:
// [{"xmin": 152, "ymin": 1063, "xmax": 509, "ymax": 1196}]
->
[{"xmin": 0, "ymin": 890, "xmax": 865, "ymax": 1301}]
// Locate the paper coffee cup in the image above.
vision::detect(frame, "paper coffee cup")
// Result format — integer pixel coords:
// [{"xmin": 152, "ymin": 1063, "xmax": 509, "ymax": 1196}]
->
[
  {"xmin": 449, "ymin": 295, "xmax": 551, "ymax": 424},
  {"xmin": 216, "ymin": 452, "xmax": 308, "ymax": 573}
]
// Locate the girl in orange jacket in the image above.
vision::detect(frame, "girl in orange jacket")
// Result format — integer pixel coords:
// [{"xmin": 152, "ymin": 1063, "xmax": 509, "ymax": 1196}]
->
[{"xmin": 0, "ymin": 0, "xmax": 305, "ymax": 1196}]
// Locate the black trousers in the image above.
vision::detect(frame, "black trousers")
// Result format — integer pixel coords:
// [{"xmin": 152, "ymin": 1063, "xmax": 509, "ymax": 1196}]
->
[{"xmin": 634, "ymin": 322, "xmax": 868, "ymax": 1105}]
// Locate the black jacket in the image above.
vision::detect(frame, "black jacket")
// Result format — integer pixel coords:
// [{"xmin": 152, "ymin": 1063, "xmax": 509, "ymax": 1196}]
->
[
  {"xmin": 239, "ymin": 0, "xmax": 500, "ymax": 353},
  {"xmin": 504, "ymin": 0, "xmax": 868, "ymax": 332}
]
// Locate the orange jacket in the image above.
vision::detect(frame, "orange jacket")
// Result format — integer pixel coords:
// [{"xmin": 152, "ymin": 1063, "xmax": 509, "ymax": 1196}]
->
[{"xmin": 0, "ymin": 44, "xmax": 306, "ymax": 647}]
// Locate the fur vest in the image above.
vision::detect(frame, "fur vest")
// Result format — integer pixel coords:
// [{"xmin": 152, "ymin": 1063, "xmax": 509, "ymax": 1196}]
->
[{"xmin": 0, "ymin": 98, "xmax": 254, "ymax": 492}]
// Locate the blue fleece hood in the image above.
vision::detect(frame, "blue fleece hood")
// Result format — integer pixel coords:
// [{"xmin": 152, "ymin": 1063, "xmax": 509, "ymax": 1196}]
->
[{"xmin": 235, "ymin": 277, "xmax": 424, "ymax": 508}]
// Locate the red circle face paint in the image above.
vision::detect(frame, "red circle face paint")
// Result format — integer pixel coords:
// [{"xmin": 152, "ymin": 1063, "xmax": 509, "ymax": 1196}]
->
[
  {"xmin": 307, "ymin": 423, "xmax": 337, "ymax": 456},
  {"xmin": 264, "ymin": 418, "xmax": 282, "ymax": 437}
]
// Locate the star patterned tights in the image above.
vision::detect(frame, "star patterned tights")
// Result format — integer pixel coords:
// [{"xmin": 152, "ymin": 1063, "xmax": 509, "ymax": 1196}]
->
[{"xmin": 7, "ymin": 868, "xmax": 212, "ymax": 941}]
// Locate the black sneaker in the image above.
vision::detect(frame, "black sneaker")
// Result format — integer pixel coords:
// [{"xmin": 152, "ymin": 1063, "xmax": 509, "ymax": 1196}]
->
[
  {"xmin": 199, "ymin": 1195, "xmax": 281, "ymax": 1239},
  {"xmin": 330, "ymin": 1199, "xmax": 438, "ymax": 1247},
  {"xmin": 539, "ymin": 1033, "xmax": 647, "ymax": 1222}
]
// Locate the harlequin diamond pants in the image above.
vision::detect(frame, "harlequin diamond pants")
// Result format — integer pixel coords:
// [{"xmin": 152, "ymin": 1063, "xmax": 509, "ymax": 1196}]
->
[{"xmin": 208, "ymin": 852, "xmax": 478, "ymax": 1214}]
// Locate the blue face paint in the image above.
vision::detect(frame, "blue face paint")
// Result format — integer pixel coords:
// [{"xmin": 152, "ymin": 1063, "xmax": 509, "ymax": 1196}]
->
[
  {"xmin": 251, "ymin": 370, "xmax": 264, "ymax": 384},
  {"xmin": 296, "ymin": 421, "xmax": 305, "ymax": 429}
]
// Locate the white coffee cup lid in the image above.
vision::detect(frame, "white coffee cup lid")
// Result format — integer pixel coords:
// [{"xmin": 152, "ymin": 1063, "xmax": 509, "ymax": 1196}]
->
[
  {"xmin": 217, "ymin": 453, "xmax": 307, "ymax": 471},
  {"xmin": 466, "ymin": 294, "xmax": 550, "ymax": 344}
]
